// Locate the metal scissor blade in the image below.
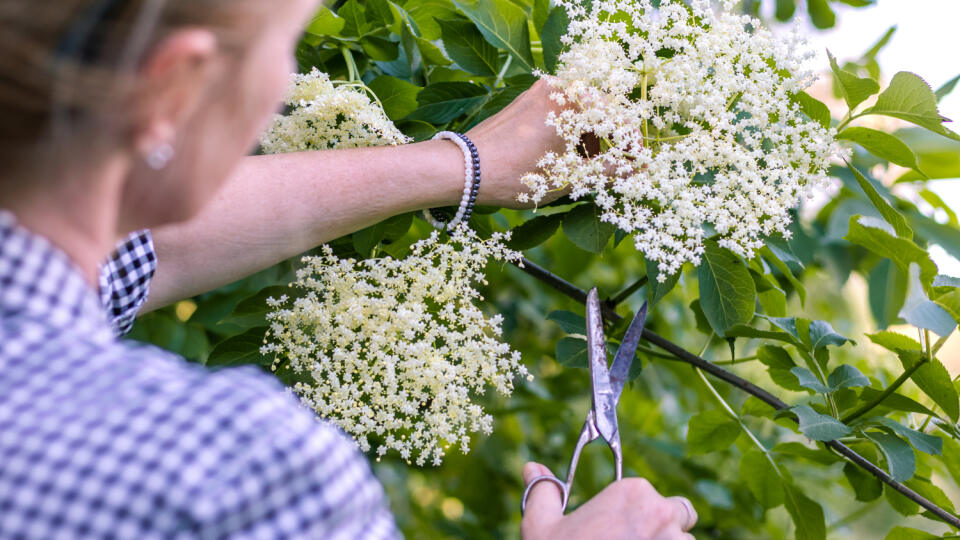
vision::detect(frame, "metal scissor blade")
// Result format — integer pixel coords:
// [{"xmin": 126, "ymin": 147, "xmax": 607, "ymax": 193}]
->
[
  {"xmin": 608, "ymin": 301, "xmax": 648, "ymax": 402},
  {"xmin": 586, "ymin": 288, "xmax": 618, "ymax": 443}
]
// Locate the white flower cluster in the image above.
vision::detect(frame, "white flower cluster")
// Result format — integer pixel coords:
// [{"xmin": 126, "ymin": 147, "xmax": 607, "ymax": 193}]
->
[
  {"xmin": 520, "ymin": 0, "xmax": 836, "ymax": 277},
  {"xmin": 259, "ymin": 68, "xmax": 410, "ymax": 153},
  {"xmin": 261, "ymin": 227, "xmax": 528, "ymax": 466}
]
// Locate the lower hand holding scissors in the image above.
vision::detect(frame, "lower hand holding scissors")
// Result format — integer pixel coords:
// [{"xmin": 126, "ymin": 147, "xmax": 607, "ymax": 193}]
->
[{"xmin": 522, "ymin": 287, "xmax": 648, "ymax": 514}]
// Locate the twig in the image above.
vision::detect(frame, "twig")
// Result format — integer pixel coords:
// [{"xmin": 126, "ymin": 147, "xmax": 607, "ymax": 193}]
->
[
  {"xmin": 510, "ymin": 260, "xmax": 960, "ymax": 528},
  {"xmin": 610, "ymin": 276, "xmax": 649, "ymax": 305}
]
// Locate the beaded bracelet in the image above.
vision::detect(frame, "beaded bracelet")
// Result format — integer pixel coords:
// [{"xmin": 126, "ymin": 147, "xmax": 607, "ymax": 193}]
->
[{"xmin": 423, "ymin": 131, "xmax": 481, "ymax": 231}]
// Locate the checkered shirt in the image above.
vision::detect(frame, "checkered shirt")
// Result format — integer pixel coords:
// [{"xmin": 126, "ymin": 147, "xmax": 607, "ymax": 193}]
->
[{"xmin": 0, "ymin": 210, "xmax": 400, "ymax": 539}]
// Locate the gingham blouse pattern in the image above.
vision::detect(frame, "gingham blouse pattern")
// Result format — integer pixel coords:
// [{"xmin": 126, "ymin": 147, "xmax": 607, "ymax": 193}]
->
[{"xmin": 0, "ymin": 210, "xmax": 400, "ymax": 539}]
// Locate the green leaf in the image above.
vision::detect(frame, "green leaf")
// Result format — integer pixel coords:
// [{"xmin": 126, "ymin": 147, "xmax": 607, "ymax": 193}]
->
[
  {"xmin": 368, "ymin": 75, "xmax": 422, "ymax": 121},
  {"xmin": 867, "ymin": 259, "xmax": 907, "ymax": 329},
  {"xmin": 792, "ymin": 91, "xmax": 831, "ymax": 129},
  {"xmin": 647, "ymin": 257, "xmax": 680, "ymax": 305},
  {"xmin": 807, "ymin": 320, "xmax": 855, "ymax": 350},
  {"xmin": 759, "ymin": 246, "xmax": 806, "ymax": 305},
  {"xmin": 739, "ymin": 450, "xmax": 784, "ymax": 508},
  {"xmin": 894, "ymin": 128, "xmax": 960, "ymax": 182},
  {"xmin": 686, "ymin": 410, "xmax": 740, "ymax": 454},
  {"xmin": 792, "ymin": 404, "xmax": 851, "ymax": 441},
  {"xmin": 507, "ymin": 213, "xmax": 564, "ymax": 250},
  {"xmin": 406, "ymin": 82, "xmax": 487, "ymax": 124},
  {"xmin": 866, "ymin": 417, "xmax": 942, "ymax": 455},
  {"xmin": 221, "ymin": 286, "xmax": 291, "ymax": 328},
  {"xmin": 562, "ymin": 204, "xmax": 615, "ymax": 254},
  {"xmin": 437, "ymin": 19, "xmax": 501, "ymax": 76},
  {"xmin": 352, "ymin": 222, "xmax": 386, "ymax": 257},
  {"xmin": 856, "ymin": 388, "xmax": 935, "ymax": 417},
  {"xmin": 862, "ymin": 72, "xmax": 960, "ymax": 142},
  {"xmin": 757, "ymin": 345, "xmax": 805, "ymax": 392},
  {"xmin": 773, "ymin": 441, "xmax": 842, "ymax": 465},
  {"xmin": 885, "ymin": 482, "xmax": 920, "ymax": 516},
  {"xmin": 741, "ymin": 396, "xmax": 777, "ymax": 418},
  {"xmin": 868, "ymin": 331, "xmax": 959, "ymax": 421},
  {"xmin": 827, "ymin": 364, "xmax": 870, "ymax": 390},
  {"xmin": 863, "ymin": 430, "xmax": 915, "ymax": 481},
  {"xmin": 883, "ymin": 527, "xmax": 939, "ymax": 540},
  {"xmin": 207, "ymin": 327, "xmax": 271, "ymax": 367},
  {"xmin": 828, "ymin": 50, "xmax": 879, "ymax": 110},
  {"xmin": 784, "ymin": 485, "xmax": 826, "ymax": 540},
  {"xmin": 934, "ymin": 289, "xmax": 960, "ymax": 326},
  {"xmin": 845, "ymin": 215, "xmax": 939, "ymax": 288},
  {"xmin": 541, "ymin": 6, "xmax": 570, "ymax": 74},
  {"xmin": 899, "ymin": 263, "xmax": 957, "ymax": 337},
  {"xmin": 452, "ymin": 0, "xmax": 535, "ymax": 72},
  {"xmin": 774, "ymin": 0, "xmax": 796, "ymax": 21},
  {"xmin": 360, "ymin": 36, "xmax": 400, "ymax": 62},
  {"xmin": 697, "ymin": 240, "xmax": 757, "ymax": 337},
  {"xmin": 338, "ymin": 0, "xmax": 371, "ymax": 37},
  {"xmin": 790, "ymin": 367, "xmax": 830, "ymax": 394},
  {"xmin": 547, "ymin": 310, "xmax": 585, "ymax": 335},
  {"xmin": 935, "ymin": 74, "xmax": 960, "ymax": 102},
  {"xmin": 555, "ymin": 336, "xmax": 588, "ymax": 368},
  {"xmin": 838, "ymin": 129, "xmax": 924, "ymax": 178},
  {"xmin": 305, "ymin": 6, "xmax": 345, "ymax": 39},
  {"xmin": 866, "ymin": 329, "xmax": 921, "ymax": 353},
  {"xmin": 806, "ymin": 0, "xmax": 835, "ymax": 29},
  {"xmin": 843, "ymin": 462, "xmax": 883, "ymax": 502}
]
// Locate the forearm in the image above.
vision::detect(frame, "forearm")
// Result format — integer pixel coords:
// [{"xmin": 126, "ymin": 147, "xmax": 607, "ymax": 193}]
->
[{"xmin": 143, "ymin": 140, "xmax": 464, "ymax": 311}]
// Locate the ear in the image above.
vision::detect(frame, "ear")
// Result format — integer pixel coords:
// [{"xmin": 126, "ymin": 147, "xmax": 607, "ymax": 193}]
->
[{"xmin": 129, "ymin": 29, "xmax": 219, "ymax": 157}]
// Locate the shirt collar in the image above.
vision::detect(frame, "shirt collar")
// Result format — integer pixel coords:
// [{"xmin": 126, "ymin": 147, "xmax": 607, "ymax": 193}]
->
[{"xmin": 0, "ymin": 210, "xmax": 113, "ymax": 342}]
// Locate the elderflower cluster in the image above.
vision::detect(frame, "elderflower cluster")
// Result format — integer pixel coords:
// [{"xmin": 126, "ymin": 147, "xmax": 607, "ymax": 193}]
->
[
  {"xmin": 259, "ymin": 68, "xmax": 410, "ymax": 153},
  {"xmin": 261, "ymin": 227, "xmax": 528, "ymax": 466},
  {"xmin": 521, "ymin": 0, "xmax": 836, "ymax": 277}
]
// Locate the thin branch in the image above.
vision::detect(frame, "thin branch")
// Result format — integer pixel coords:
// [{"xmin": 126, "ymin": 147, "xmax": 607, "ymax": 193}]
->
[
  {"xmin": 610, "ymin": 276, "xmax": 649, "ymax": 306},
  {"xmin": 511, "ymin": 260, "xmax": 960, "ymax": 529},
  {"xmin": 842, "ymin": 358, "xmax": 928, "ymax": 423}
]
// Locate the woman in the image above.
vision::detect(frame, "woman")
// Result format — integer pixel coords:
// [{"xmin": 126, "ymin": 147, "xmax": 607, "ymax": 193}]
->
[{"xmin": 0, "ymin": 0, "xmax": 697, "ymax": 537}]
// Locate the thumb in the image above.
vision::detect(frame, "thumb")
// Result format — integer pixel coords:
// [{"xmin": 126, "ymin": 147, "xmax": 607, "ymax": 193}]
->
[{"xmin": 521, "ymin": 462, "xmax": 564, "ymax": 533}]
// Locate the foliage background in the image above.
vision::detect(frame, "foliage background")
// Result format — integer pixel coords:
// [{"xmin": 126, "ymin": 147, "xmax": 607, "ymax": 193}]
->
[{"xmin": 128, "ymin": 0, "xmax": 960, "ymax": 538}]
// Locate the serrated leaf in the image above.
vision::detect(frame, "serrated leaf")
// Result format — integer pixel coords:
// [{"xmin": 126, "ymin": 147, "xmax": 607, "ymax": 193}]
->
[
  {"xmin": 843, "ymin": 462, "xmax": 883, "ymax": 502},
  {"xmin": 827, "ymin": 364, "xmax": 870, "ymax": 390},
  {"xmin": 828, "ymin": 50, "xmax": 879, "ymax": 110},
  {"xmin": 338, "ymin": 0, "xmax": 371, "ymax": 37},
  {"xmin": 792, "ymin": 91, "xmax": 831, "ymax": 129},
  {"xmin": 791, "ymin": 367, "xmax": 830, "ymax": 393},
  {"xmin": 437, "ymin": 18, "xmax": 501, "ymax": 76},
  {"xmin": 507, "ymin": 213, "xmax": 564, "ymax": 250},
  {"xmin": 406, "ymin": 82, "xmax": 487, "ymax": 124},
  {"xmin": 839, "ymin": 128, "xmax": 924, "ymax": 176},
  {"xmin": 207, "ymin": 327, "xmax": 271, "ymax": 367},
  {"xmin": 866, "ymin": 329, "xmax": 921, "ymax": 352},
  {"xmin": 863, "ymin": 430, "xmax": 915, "ymax": 481},
  {"xmin": 899, "ymin": 263, "xmax": 957, "ymax": 337},
  {"xmin": 866, "ymin": 417, "xmax": 942, "ymax": 455},
  {"xmin": 647, "ymin": 257, "xmax": 680, "ymax": 305},
  {"xmin": 784, "ymin": 485, "xmax": 826, "ymax": 540},
  {"xmin": 934, "ymin": 289, "xmax": 960, "ymax": 326},
  {"xmin": 562, "ymin": 204, "xmax": 615, "ymax": 253},
  {"xmin": 845, "ymin": 215, "xmax": 939, "ymax": 288},
  {"xmin": 541, "ymin": 6, "xmax": 569, "ymax": 74},
  {"xmin": 452, "ymin": 0, "xmax": 535, "ymax": 72},
  {"xmin": 867, "ymin": 259, "xmax": 907, "ymax": 329},
  {"xmin": 883, "ymin": 527, "xmax": 939, "ymax": 540},
  {"xmin": 368, "ymin": 75, "xmax": 422, "ymax": 120},
  {"xmin": 740, "ymin": 450, "xmax": 784, "ymax": 508},
  {"xmin": 547, "ymin": 310, "xmax": 585, "ymax": 335},
  {"xmin": 686, "ymin": 410, "xmax": 740, "ymax": 454},
  {"xmin": 846, "ymin": 160, "xmax": 913, "ymax": 238},
  {"xmin": 808, "ymin": 320, "xmax": 855, "ymax": 350},
  {"xmin": 697, "ymin": 240, "xmax": 756, "ymax": 337},
  {"xmin": 863, "ymin": 72, "xmax": 960, "ymax": 142},
  {"xmin": 555, "ymin": 336, "xmax": 588, "ymax": 368},
  {"xmin": 792, "ymin": 404, "xmax": 851, "ymax": 441}
]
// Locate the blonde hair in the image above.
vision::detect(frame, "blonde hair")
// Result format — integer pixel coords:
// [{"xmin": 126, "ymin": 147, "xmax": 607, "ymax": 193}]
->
[{"xmin": 0, "ymin": 0, "xmax": 259, "ymax": 171}]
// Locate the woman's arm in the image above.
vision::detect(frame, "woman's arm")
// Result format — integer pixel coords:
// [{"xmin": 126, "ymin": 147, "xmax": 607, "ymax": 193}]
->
[{"xmin": 143, "ymin": 79, "xmax": 565, "ymax": 311}]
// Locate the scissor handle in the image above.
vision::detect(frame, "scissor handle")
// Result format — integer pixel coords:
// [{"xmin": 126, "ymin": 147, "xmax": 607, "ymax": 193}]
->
[{"xmin": 521, "ymin": 475, "xmax": 569, "ymax": 515}]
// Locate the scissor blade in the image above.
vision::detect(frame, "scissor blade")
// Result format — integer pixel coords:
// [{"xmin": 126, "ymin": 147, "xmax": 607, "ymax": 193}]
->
[
  {"xmin": 586, "ymin": 288, "xmax": 618, "ymax": 443},
  {"xmin": 608, "ymin": 301, "xmax": 648, "ymax": 402}
]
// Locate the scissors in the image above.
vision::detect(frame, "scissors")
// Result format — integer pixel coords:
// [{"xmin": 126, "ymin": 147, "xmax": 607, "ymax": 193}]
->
[{"xmin": 521, "ymin": 288, "xmax": 649, "ymax": 514}]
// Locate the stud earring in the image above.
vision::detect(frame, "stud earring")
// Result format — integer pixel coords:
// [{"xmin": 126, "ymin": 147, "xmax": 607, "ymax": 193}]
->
[{"xmin": 145, "ymin": 143, "xmax": 175, "ymax": 170}]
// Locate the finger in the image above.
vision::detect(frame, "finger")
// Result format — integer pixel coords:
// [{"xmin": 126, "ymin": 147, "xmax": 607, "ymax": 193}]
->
[
  {"xmin": 666, "ymin": 496, "xmax": 698, "ymax": 531},
  {"xmin": 521, "ymin": 462, "xmax": 564, "ymax": 529}
]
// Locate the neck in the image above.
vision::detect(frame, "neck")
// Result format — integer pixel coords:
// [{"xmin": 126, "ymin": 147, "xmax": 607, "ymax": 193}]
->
[{"xmin": 2, "ymin": 160, "xmax": 129, "ymax": 287}]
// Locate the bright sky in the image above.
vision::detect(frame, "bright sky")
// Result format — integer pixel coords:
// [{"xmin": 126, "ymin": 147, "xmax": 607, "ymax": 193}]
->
[{"xmin": 790, "ymin": 1, "xmax": 960, "ymax": 276}]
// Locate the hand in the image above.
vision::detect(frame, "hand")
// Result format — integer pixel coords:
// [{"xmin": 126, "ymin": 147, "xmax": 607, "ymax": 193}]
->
[
  {"xmin": 466, "ymin": 78, "xmax": 568, "ymax": 209},
  {"xmin": 521, "ymin": 462, "xmax": 698, "ymax": 540}
]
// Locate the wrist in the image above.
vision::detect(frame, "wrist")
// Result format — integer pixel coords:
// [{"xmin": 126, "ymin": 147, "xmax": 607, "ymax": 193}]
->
[{"xmin": 414, "ymin": 139, "xmax": 469, "ymax": 209}]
